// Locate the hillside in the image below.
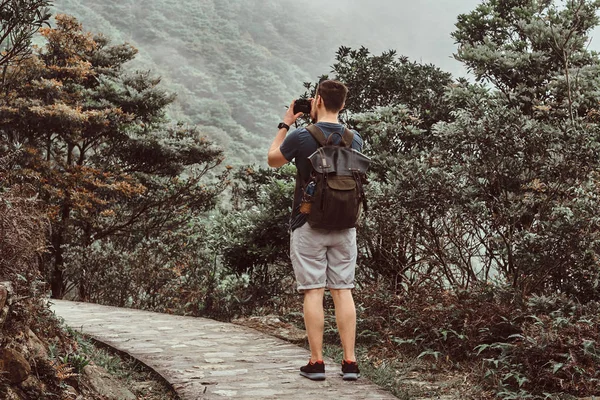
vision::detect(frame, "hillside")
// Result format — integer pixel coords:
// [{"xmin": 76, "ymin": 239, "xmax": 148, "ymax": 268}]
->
[{"xmin": 51, "ymin": 0, "xmax": 348, "ymax": 164}]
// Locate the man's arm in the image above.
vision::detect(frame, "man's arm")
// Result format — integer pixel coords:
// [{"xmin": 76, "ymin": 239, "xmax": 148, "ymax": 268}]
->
[
  {"xmin": 268, "ymin": 100, "xmax": 303, "ymax": 168},
  {"xmin": 267, "ymin": 126, "xmax": 290, "ymax": 168}
]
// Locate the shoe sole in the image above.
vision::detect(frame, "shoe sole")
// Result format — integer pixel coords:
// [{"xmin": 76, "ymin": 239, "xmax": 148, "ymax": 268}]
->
[
  {"xmin": 300, "ymin": 372, "xmax": 326, "ymax": 381},
  {"xmin": 342, "ymin": 373, "xmax": 360, "ymax": 381}
]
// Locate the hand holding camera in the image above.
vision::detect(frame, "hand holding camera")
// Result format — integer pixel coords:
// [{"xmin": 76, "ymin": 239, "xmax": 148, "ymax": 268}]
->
[
  {"xmin": 293, "ymin": 98, "xmax": 312, "ymax": 115},
  {"xmin": 283, "ymin": 98, "xmax": 312, "ymax": 127}
]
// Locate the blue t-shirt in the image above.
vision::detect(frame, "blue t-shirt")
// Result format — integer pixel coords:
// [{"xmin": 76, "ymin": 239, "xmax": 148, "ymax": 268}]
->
[{"xmin": 280, "ymin": 122, "xmax": 363, "ymax": 231}]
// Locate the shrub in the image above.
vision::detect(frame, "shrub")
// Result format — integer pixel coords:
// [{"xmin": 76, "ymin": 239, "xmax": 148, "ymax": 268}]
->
[{"xmin": 355, "ymin": 282, "xmax": 600, "ymax": 398}]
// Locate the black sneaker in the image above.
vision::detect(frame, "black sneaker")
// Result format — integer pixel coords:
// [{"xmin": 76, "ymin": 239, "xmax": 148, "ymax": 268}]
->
[
  {"xmin": 300, "ymin": 360, "xmax": 325, "ymax": 381},
  {"xmin": 341, "ymin": 360, "xmax": 360, "ymax": 381}
]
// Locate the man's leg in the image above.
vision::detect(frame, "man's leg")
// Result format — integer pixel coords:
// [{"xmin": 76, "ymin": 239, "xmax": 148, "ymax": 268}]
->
[
  {"xmin": 330, "ymin": 288, "xmax": 356, "ymax": 362},
  {"xmin": 303, "ymin": 288, "xmax": 325, "ymax": 362},
  {"xmin": 326, "ymin": 227, "xmax": 358, "ymax": 363}
]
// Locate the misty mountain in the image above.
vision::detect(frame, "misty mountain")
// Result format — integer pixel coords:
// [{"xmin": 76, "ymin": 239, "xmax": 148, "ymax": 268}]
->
[{"xmin": 51, "ymin": 0, "xmax": 478, "ymax": 164}]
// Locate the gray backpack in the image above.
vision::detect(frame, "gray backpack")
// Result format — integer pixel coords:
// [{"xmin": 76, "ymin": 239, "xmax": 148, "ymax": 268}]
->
[{"xmin": 303, "ymin": 125, "xmax": 371, "ymax": 230}]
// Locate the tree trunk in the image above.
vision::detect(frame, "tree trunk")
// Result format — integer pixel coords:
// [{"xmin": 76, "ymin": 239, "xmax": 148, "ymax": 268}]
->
[
  {"xmin": 77, "ymin": 223, "xmax": 92, "ymax": 302},
  {"xmin": 50, "ymin": 230, "xmax": 64, "ymax": 299},
  {"xmin": 51, "ymin": 190, "xmax": 71, "ymax": 298}
]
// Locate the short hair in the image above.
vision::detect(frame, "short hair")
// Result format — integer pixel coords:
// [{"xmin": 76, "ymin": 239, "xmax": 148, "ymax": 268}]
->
[{"xmin": 316, "ymin": 80, "xmax": 348, "ymax": 112}]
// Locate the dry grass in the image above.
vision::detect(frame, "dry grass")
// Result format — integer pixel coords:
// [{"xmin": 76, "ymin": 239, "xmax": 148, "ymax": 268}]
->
[{"xmin": 0, "ymin": 151, "xmax": 49, "ymax": 282}]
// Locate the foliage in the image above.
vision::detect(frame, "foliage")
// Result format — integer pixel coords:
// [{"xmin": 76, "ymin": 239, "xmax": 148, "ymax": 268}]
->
[
  {"xmin": 355, "ymin": 282, "xmax": 600, "ymax": 397},
  {"xmin": 58, "ymin": 352, "xmax": 91, "ymax": 373},
  {"xmin": 481, "ymin": 298, "xmax": 600, "ymax": 397},
  {"xmin": 432, "ymin": 87, "xmax": 600, "ymax": 300},
  {"xmin": 432, "ymin": 0, "xmax": 600, "ymax": 300},
  {"xmin": 51, "ymin": 0, "xmax": 359, "ymax": 164},
  {"xmin": 0, "ymin": 152, "xmax": 50, "ymax": 334},
  {"xmin": 212, "ymin": 164, "xmax": 298, "ymax": 314},
  {"xmin": 339, "ymin": 0, "xmax": 600, "ymax": 302},
  {"xmin": 4, "ymin": 1, "xmax": 600, "ymax": 398},
  {"xmin": 0, "ymin": 0, "xmax": 51, "ymax": 81},
  {"xmin": 453, "ymin": 0, "xmax": 600, "ymax": 119},
  {"xmin": 0, "ymin": 151, "xmax": 76, "ymax": 399},
  {"xmin": 0, "ymin": 164, "xmax": 46, "ymax": 281},
  {"xmin": 331, "ymin": 46, "xmax": 454, "ymax": 131},
  {"xmin": 52, "ymin": 362, "xmax": 77, "ymax": 381},
  {"xmin": 64, "ymin": 219, "xmax": 219, "ymax": 314},
  {"xmin": 350, "ymin": 107, "xmax": 448, "ymax": 290},
  {"xmin": 0, "ymin": 15, "xmax": 227, "ymax": 299}
]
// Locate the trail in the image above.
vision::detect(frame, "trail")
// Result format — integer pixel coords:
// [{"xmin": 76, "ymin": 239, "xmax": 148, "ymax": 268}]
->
[{"xmin": 51, "ymin": 300, "xmax": 399, "ymax": 399}]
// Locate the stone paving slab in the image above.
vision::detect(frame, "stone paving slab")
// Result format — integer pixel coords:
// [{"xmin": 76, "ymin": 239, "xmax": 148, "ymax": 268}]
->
[{"xmin": 51, "ymin": 300, "xmax": 398, "ymax": 400}]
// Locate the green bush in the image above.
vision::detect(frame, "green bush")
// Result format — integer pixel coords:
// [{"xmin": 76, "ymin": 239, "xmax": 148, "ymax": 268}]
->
[{"xmin": 355, "ymin": 281, "xmax": 600, "ymax": 398}]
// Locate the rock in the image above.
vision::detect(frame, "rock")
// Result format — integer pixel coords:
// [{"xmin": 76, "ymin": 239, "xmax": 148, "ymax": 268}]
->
[
  {"xmin": 232, "ymin": 315, "xmax": 306, "ymax": 343},
  {"xmin": 82, "ymin": 365, "xmax": 136, "ymax": 400},
  {"xmin": 19, "ymin": 375, "xmax": 46, "ymax": 394},
  {"xmin": 131, "ymin": 380, "xmax": 155, "ymax": 393},
  {"xmin": 0, "ymin": 282, "xmax": 13, "ymax": 304},
  {"xmin": 0, "ymin": 348, "xmax": 31, "ymax": 384},
  {"xmin": 4, "ymin": 386, "xmax": 26, "ymax": 400},
  {"xmin": 0, "ymin": 305, "xmax": 9, "ymax": 329},
  {"xmin": 25, "ymin": 329, "xmax": 48, "ymax": 360},
  {"xmin": 62, "ymin": 384, "xmax": 78, "ymax": 400},
  {"xmin": 0, "ymin": 282, "xmax": 11, "ymax": 330},
  {"xmin": 0, "ymin": 284, "xmax": 8, "ymax": 309}
]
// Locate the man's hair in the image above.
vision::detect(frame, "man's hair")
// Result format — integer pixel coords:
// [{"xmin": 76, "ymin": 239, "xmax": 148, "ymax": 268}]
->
[{"xmin": 317, "ymin": 80, "xmax": 348, "ymax": 112}]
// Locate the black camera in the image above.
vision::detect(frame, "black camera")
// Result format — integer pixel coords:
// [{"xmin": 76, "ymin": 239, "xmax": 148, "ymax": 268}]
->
[{"xmin": 293, "ymin": 98, "xmax": 312, "ymax": 114}]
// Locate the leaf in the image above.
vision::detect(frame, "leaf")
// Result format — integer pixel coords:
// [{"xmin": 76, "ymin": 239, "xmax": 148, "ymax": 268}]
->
[
  {"xmin": 474, "ymin": 343, "xmax": 491, "ymax": 355},
  {"xmin": 552, "ymin": 363, "xmax": 564, "ymax": 374},
  {"xmin": 52, "ymin": 362, "xmax": 77, "ymax": 381},
  {"xmin": 516, "ymin": 376, "xmax": 529, "ymax": 388},
  {"xmin": 529, "ymin": 315, "xmax": 544, "ymax": 325},
  {"xmin": 392, "ymin": 337, "xmax": 416, "ymax": 346},
  {"xmin": 417, "ymin": 350, "xmax": 441, "ymax": 361}
]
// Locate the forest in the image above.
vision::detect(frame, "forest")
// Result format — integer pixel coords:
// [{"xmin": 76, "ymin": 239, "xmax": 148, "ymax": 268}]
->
[
  {"xmin": 49, "ymin": 0, "xmax": 360, "ymax": 165},
  {"xmin": 2, "ymin": 0, "xmax": 600, "ymax": 399}
]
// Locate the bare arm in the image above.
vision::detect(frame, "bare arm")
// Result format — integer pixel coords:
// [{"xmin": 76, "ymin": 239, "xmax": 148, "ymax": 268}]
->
[{"xmin": 267, "ymin": 100, "xmax": 303, "ymax": 168}]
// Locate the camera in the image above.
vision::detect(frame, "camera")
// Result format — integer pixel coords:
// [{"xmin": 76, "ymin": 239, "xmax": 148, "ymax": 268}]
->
[{"xmin": 293, "ymin": 98, "xmax": 312, "ymax": 114}]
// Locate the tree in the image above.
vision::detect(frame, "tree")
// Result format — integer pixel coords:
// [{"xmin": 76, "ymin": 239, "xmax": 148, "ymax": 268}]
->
[
  {"xmin": 0, "ymin": 15, "xmax": 227, "ymax": 298},
  {"xmin": 0, "ymin": 0, "xmax": 51, "ymax": 86},
  {"xmin": 453, "ymin": 0, "xmax": 600, "ymax": 119},
  {"xmin": 421, "ymin": 0, "xmax": 600, "ymax": 300},
  {"xmin": 217, "ymin": 164, "xmax": 296, "ymax": 303},
  {"xmin": 432, "ymin": 85, "xmax": 600, "ymax": 299},
  {"xmin": 331, "ymin": 46, "xmax": 454, "ymax": 131},
  {"xmin": 311, "ymin": 49, "xmax": 457, "ymax": 290}
]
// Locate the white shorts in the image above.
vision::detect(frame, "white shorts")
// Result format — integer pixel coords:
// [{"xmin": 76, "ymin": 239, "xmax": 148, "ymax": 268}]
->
[{"xmin": 289, "ymin": 223, "xmax": 357, "ymax": 293}]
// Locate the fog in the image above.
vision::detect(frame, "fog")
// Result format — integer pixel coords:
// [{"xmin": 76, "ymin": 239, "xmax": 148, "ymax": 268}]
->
[
  {"xmin": 305, "ymin": 0, "xmax": 482, "ymax": 78},
  {"xmin": 306, "ymin": 0, "xmax": 600, "ymax": 79}
]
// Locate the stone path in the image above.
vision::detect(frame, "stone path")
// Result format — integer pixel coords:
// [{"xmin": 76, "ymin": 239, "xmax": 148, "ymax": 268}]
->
[{"xmin": 51, "ymin": 300, "xmax": 398, "ymax": 400}]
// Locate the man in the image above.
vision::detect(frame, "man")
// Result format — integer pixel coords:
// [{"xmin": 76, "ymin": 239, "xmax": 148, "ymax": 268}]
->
[{"xmin": 267, "ymin": 80, "xmax": 362, "ymax": 381}]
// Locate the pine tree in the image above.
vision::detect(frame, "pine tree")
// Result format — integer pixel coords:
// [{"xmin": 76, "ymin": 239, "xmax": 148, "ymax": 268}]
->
[
  {"xmin": 0, "ymin": 0, "xmax": 51, "ymax": 86},
  {"xmin": 0, "ymin": 15, "xmax": 226, "ymax": 298}
]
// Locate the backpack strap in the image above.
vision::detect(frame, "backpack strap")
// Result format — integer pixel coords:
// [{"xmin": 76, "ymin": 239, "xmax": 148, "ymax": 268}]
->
[
  {"xmin": 341, "ymin": 128, "xmax": 354, "ymax": 148},
  {"xmin": 306, "ymin": 125, "xmax": 355, "ymax": 148},
  {"xmin": 306, "ymin": 125, "xmax": 327, "ymax": 147}
]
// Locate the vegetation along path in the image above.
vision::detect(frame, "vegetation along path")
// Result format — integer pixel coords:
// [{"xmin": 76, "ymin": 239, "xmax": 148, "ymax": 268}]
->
[{"xmin": 51, "ymin": 300, "xmax": 398, "ymax": 399}]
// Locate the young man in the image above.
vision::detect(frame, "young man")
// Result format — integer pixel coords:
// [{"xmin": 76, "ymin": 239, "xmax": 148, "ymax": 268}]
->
[{"xmin": 267, "ymin": 80, "xmax": 362, "ymax": 381}]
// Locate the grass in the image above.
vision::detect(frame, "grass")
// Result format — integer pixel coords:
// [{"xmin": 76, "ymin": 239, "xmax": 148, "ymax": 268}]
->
[
  {"xmin": 63, "ymin": 326, "xmax": 179, "ymax": 399},
  {"xmin": 323, "ymin": 343, "xmax": 412, "ymax": 399},
  {"xmin": 286, "ymin": 304, "xmax": 483, "ymax": 400},
  {"xmin": 323, "ymin": 342, "xmax": 483, "ymax": 399}
]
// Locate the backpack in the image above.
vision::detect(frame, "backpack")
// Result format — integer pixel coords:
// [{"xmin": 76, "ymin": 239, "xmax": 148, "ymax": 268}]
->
[{"xmin": 302, "ymin": 124, "xmax": 371, "ymax": 230}]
